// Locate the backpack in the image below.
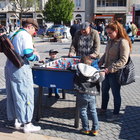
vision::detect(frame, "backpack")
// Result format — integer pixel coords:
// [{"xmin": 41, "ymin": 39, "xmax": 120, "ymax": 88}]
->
[
  {"xmin": 0, "ymin": 34, "xmax": 24, "ymax": 68},
  {"xmin": 74, "ymin": 63, "xmax": 100, "ymax": 95}
]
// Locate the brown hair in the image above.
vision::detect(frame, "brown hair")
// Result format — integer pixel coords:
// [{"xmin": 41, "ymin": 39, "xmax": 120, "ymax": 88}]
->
[{"xmin": 105, "ymin": 20, "xmax": 132, "ymax": 51}]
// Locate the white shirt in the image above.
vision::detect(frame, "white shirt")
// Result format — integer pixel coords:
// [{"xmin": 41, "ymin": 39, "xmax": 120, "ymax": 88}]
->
[{"xmin": 12, "ymin": 30, "xmax": 33, "ymax": 56}]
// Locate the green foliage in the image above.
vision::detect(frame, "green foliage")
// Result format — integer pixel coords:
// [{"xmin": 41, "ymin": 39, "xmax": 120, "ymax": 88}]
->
[
  {"xmin": 43, "ymin": 0, "xmax": 75, "ymax": 24},
  {"xmin": 10, "ymin": 0, "xmax": 40, "ymax": 26},
  {"xmin": 11, "ymin": 0, "xmax": 35, "ymax": 8},
  {"xmin": 21, "ymin": 0, "xmax": 34, "ymax": 8}
]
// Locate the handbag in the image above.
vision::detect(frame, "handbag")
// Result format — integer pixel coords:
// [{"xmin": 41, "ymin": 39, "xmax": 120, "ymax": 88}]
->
[
  {"xmin": 117, "ymin": 56, "xmax": 135, "ymax": 86},
  {"xmin": 0, "ymin": 34, "xmax": 24, "ymax": 68}
]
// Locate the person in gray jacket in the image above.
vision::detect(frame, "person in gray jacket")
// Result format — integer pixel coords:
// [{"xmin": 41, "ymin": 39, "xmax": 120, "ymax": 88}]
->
[
  {"xmin": 74, "ymin": 56, "xmax": 105, "ymax": 136},
  {"xmin": 98, "ymin": 20, "xmax": 132, "ymax": 122},
  {"xmin": 68, "ymin": 22, "xmax": 100, "ymax": 59}
]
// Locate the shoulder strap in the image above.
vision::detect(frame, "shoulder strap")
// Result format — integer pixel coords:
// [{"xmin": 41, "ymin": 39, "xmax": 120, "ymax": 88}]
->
[
  {"xmin": 10, "ymin": 28, "xmax": 26, "ymax": 41},
  {"xmin": 118, "ymin": 39, "xmax": 130, "ymax": 64},
  {"xmin": 118, "ymin": 39, "xmax": 122, "ymax": 56}
]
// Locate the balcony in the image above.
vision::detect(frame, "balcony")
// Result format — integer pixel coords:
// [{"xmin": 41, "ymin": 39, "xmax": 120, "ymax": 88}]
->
[{"xmin": 96, "ymin": 6, "xmax": 127, "ymax": 14}]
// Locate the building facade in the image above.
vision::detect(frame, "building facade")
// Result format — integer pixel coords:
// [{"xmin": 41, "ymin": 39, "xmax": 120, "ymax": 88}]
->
[
  {"xmin": 72, "ymin": 0, "xmax": 85, "ymax": 24},
  {"xmin": 92, "ymin": 0, "xmax": 140, "ymax": 25},
  {"xmin": 0, "ymin": 0, "xmax": 140, "ymax": 28},
  {"xmin": 72, "ymin": 0, "xmax": 140, "ymax": 25},
  {"xmin": 0, "ymin": 0, "xmax": 45, "ymax": 28},
  {"xmin": 0, "ymin": 0, "xmax": 85, "ymax": 27}
]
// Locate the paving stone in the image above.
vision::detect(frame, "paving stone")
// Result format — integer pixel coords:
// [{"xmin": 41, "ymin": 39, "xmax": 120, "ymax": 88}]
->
[{"xmin": 0, "ymin": 37, "xmax": 140, "ymax": 140}]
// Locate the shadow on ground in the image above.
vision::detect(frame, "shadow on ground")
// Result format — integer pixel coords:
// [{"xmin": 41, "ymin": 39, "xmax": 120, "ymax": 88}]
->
[{"xmin": 119, "ymin": 106, "xmax": 140, "ymax": 140}]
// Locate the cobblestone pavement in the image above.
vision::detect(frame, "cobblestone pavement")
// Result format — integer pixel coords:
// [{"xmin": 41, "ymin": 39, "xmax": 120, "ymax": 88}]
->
[{"xmin": 0, "ymin": 37, "xmax": 140, "ymax": 140}]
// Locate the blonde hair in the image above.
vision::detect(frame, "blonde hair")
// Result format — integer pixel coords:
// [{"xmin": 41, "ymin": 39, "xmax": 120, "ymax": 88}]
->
[{"xmin": 105, "ymin": 20, "xmax": 132, "ymax": 51}]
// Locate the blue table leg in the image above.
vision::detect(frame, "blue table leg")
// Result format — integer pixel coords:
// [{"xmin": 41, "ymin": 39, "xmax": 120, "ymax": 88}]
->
[
  {"xmin": 74, "ymin": 94, "xmax": 80, "ymax": 128},
  {"xmin": 36, "ymin": 86, "xmax": 43, "ymax": 121},
  {"xmin": 36, "ymin": 86, "xmax": 79, "ymax": 128},
  {"xmin": 62, "ymin": 89, "xmax": 66, "ymax": 99}
]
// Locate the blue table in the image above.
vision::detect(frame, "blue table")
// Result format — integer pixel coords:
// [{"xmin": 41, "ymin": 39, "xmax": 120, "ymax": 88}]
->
[
  {"xmin": 32, "ymin": 66, "xmax": 80, "ymax": 128},
  {"xmin": 32, "ymin": 67, "xmax": 75, "ymax": 89}
]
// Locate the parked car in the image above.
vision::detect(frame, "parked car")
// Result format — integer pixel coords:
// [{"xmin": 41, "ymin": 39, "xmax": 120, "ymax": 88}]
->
[
  {"xmin": 46, "ymin": 25, "xmax": 64, "ymax": 38},
  {"xmin": 46, "ymin": 24, "xmax": 72, "ymax": 39},
  {"xmin": 37, "ymin": 27, "xmax": 45, "ymax": 35}
]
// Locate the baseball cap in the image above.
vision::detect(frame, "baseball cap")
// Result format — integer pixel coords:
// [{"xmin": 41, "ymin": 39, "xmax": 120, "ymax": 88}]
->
[
  {"xmin": 49, "ymin": 49, "xmax": 59, "ymax": 54},
  {"xmin": 22, "ymin": 18, "xmax": 39, "ymax": 31},
  {"xmin": 80, "ymin": 22, "xmax": 90, "ymax": 30}
]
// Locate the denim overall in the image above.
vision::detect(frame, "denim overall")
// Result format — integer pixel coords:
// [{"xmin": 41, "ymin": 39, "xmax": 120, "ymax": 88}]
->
[{"xmin": 5, "ymin": 59, "xmax": 34, "ymax": 124}]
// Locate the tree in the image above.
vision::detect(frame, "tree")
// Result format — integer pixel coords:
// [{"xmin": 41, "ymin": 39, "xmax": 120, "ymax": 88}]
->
[
  {"xmin": 9, "ymin": 0, "xmax": 39, "ymax": 25},
  {"xmin": 43, "ymin": 0, "xmax": 75, "ymax": 24}
]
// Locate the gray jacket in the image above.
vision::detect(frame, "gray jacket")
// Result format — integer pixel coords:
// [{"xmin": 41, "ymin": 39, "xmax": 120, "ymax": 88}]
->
[
  {"xmin": 99, "ymin": 38, "xmax": 130, "ymax": 73},
  {"xmin": 69, "ymin": 28, "xmax": 100, "ymax": 58}
]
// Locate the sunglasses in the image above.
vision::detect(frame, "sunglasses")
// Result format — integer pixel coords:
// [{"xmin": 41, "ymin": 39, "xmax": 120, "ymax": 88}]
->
[{"xmin": 107, "ymin": 32, "xmax": 113, "ymax": 35}]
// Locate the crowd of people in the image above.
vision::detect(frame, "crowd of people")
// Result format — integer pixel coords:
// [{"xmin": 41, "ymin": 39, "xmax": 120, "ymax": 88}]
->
[
  {"xmin": 70, "ymin": 19, "xmax": 138, "ymax": 44},
  {"xmin": 0, "ymin": 18, "xmax": 137, "ymax": 136}
]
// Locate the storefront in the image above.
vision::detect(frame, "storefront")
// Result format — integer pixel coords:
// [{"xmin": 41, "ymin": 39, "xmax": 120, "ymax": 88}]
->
[
  {"xmin": 94, "ymin": 14, "xmax": 114, "ymax": 24},
  {"xmin": 21, "ymin": 13, "xmax": 33, "ymax": 18},
  {"xmin": 0, "ymin": 13, "xmax": 6, "ymax": 25},
  {"xmin": 36, "ymin": 14, "xmax": 43, "ymax": 27},
  {"xmin": 6, "ymin": 12, "xmax": 43, "ymax": 29}
]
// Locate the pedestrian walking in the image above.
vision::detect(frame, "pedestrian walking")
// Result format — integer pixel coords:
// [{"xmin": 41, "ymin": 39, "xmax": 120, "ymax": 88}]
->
[
  {"xmin": 129, "ymin": 22, "xmax": 138, "ymax": 43},
  {"xmin": 97, "ymin": 22, "xmax": 104, "ymax": 44},
  {"xmin": 9, "ymin": 24, "xmax": 12, "ymax": 33},
  {"xmin": 5, "ymin": 18, "xmax": 41, "ymax": 133},
  {"xmin": 70, "ymin": 20, "xmax": 80, "ymax": 40}
]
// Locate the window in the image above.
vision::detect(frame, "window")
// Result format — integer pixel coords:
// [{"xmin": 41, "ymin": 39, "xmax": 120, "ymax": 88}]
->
[
  {"xmin": 0, "ymin": 2, "xmax": 4, "ymax": 8},
  {"xmin": 118, "ymin": 0, "xmax": 126, "ymax": 6},
  {"xmin": 76, "ymin": 14, "xmax": 82, "ymax": 22},
  {"xmin": 97, "ymin": 0, "xmax": 105, "ymax": 7},
  {"xmin": 97, "ymin": 0, "xmax": 101, "ymax": 7},
  {"xmin": 75, "ymin": 0, "xmax": 81, "ymax": 7},
  {"xmin": 97, "ymin": 0, "xmax": 126, "ymax": 7},
  {"xmin": 105, "ymin": 0, "xmax": 111, "ymax": 6},
  {"xmin": 102, "ymin": 0, "xmax": 105, "ymax": 6},
  {"xmin": 112, "ymin": 2, "xmax": 117, "ymax": 6}
]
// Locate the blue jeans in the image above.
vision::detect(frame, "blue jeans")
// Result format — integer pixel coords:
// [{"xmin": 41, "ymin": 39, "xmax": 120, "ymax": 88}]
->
[
  {"xmin": 129, "ymin": 35, "xmax": 135, "ymax": 43},
  {"xmin": 101, "ymin": 73, "xmax": 121, "ymax": 115},
  {"xmin": 77, "ymin": 93, "xmax": 99, "ymax": 131}
]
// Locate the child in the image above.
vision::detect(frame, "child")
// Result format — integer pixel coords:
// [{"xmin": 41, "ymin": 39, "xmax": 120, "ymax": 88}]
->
[
  {"xmin": 74, "ymin": 56, "xmax": 105, "ymax": 136},
  {"xmin": 47, "ymin": 49, "xmax": 60, "ymax": 99}
]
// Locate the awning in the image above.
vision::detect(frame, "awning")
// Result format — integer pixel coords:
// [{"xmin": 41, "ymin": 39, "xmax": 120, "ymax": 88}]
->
[{"xmin": 94, "ymin": 15, "xmax": 114, "ymax": 19}]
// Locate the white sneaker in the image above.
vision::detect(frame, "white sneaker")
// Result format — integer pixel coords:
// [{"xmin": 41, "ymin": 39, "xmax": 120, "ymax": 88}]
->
[
  {"xmin": 15, "ymin": 119, "xmax": 22, "ymax": 130},
  {"xmin": 23, "ymin": 123, "xmax": 41, "ymax": 133}
]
